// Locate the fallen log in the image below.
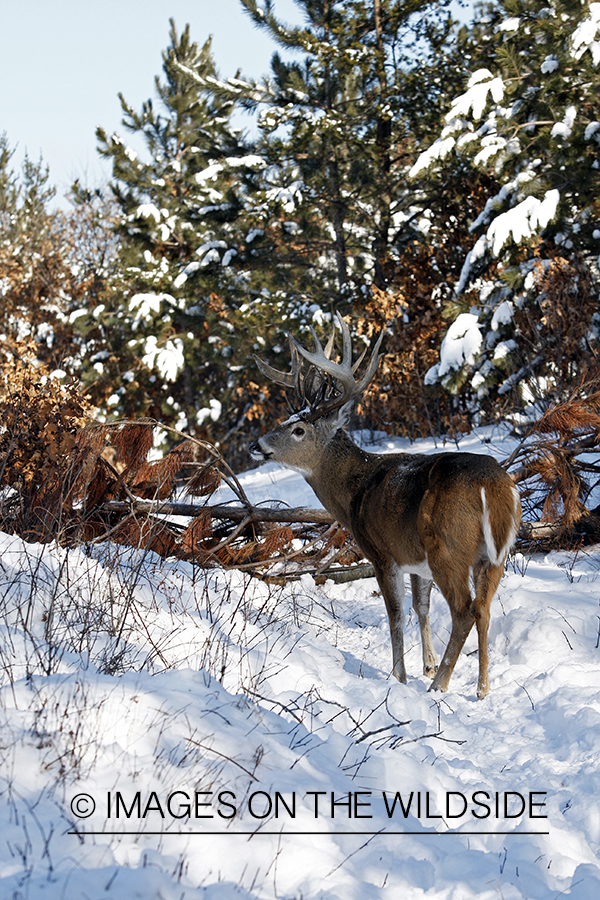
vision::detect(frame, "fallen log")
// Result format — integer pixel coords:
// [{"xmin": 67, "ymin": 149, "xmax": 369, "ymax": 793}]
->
[
  {"xmin": 103, "ymin": 501, "xmax": 593, "ymax": 554},
  {"xmin": 517, "ymin": 521, "xmax": 564, "ymax": 541},
  {"xmin": 261, "ymin": 563, "xmax": 376, "ymax": 585},
  {"xmin": 103, "ymin": 499, "xmax": 335, "ymax": 525}
]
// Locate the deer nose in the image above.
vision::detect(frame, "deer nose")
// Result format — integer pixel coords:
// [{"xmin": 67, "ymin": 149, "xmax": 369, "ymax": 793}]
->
[{"xmin": 249, "ymin": 441, "xmax": 269, "ymax": 461}]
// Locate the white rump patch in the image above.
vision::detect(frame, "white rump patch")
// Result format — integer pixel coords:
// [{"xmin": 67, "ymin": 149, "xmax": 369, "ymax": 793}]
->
[{"xmin": 481, "ymin": 486, "xmax": 519, "ymax": 565}]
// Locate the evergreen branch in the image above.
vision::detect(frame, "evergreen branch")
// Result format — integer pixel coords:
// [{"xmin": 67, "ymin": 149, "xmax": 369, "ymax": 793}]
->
[{"xmin": 173, "ymin": 61, "xmax": 274, "ymax": 106}]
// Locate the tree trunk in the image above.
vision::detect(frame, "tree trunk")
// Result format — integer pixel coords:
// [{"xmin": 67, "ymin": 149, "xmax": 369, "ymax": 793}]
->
[{"xmin": 372, "ymin": 0, "xmax": 392, "ymax": 288}]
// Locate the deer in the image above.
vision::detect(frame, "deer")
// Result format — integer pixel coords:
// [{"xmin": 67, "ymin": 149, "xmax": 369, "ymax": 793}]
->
[{"xmin": 250, "ymin": 313, "xmax": 521, "ymax": 699}]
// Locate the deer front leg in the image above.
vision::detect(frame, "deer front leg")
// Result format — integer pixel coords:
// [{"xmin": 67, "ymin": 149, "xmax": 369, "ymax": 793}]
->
[
  {"xmin": 410, "ymin": 574, "xmax": 437, "ymax": 679},
  {"xmin": 375, "ymin": 563, "xmax": 407, "ymax": 683}
]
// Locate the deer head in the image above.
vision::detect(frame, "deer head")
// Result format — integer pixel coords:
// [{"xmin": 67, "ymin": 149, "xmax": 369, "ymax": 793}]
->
[{"xmin": 250, "ymin": 313, "xmax": 384, "ymax": 475}]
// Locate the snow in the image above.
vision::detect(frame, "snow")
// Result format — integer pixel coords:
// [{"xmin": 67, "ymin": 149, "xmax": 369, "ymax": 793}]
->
[
  {"xmin": 541, "ymin": 55, "xmax": 559, "ymax": 74},
  {"xmin": 470, "ymin": 171, "xmax": 535, "ymax": 232},
  {"xmin": 196, "ymin": 240, "xmax": 228, "ymax": 262},
  {"xmin": 551, "ymin": 106, "xmax": 577, "ymax": 141},
  {"xmin": 222, "ymin": 248, "xmax": 237, "ymax": 266},
  {"xmin": 195, "ymin": 163, "xmax": 224, "ymax": 183},
  {"xmin": 408, "ymin": 135, "xmax": 456, "ymax": 178},
  {"xmin": 473, "ymin": 134, "xmax": 507, "ymax": 165},
  {"xmin": 174, "ymin": 261, "xmax": 202, "ymax": 288},
  {"xmin": 1, "ymin": 428, "xmax": 600, "ymax": 898},
  {"xmin": 136, "ymin": 203, "xmax": 162, "ymax": 223},
  {"xmin": 435, "ymin": 313, "xmax": 483, "ymax": 379},
  {"xmin": 453, "ymin": 234, "xmax": 489, "ymax": 295},
  {"xmin": 571, "ymin": 2, "xmax": 600, "ymax": 65},
  {"xmin": 196, "ymin": 398, "xmax": 223, "ymax": 425},
  {"xmin": 142, "ymin": 335, "xmax": 185, "ymax": 381},
  {"xmin": 499, "ymin": 17, "xmax": 520, "ymax": 32},
  {"xmin": 129, "ymin": 292, "xmax": 176, "ymax": 328},
  {"xmin": 409, "ymin": 73, "xmax": 506, "ymax": 179},
  {"xmin": 491, "ymin": 300, "xmax": 514, "ymax": 331},
  {"xmin": 265, "ymin": 182, "xmax": 303, "ymax": 213},
  {"xmin": 493, "ymin": 339, "xmax": 517, "ymax": 360},
  {"xmin": 445, "ymin": 70, "xmax": 505, "ymax": 122},
  {"xmin": 486, "ymin": 190, "xmax": 560, "ymax": 256},
  {"xmin": 226, "ymin": 155, "xmax": 267, "ymax": 169}
]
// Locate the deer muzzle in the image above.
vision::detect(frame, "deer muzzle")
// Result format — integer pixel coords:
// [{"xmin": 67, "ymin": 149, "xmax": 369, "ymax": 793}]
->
[{"xmin": 249, "ymin": 440, "xmax": 272, "ymax": 462}]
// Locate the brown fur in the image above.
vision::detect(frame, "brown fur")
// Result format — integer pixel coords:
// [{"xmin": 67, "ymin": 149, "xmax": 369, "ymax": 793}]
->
[
  {"xmin": 252, "ymin": 316, "xmax": 521, "ymax": 698},
  {"xmin": 253, "ymin": 424, "xmax": 521, "ymax": 698}
]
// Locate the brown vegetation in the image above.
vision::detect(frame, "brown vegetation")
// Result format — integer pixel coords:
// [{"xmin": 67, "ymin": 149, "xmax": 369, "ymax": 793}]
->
[
  {"xmin": 507, "ymin": 378, "xmax": 600, "ymax": 548},
  {"xmin": 2, "ymin": 339, "xmax": 600, "ymax": 575},
  {"xmin": 0, "ymin": 344, "xmax": 360, "ymax": 578}
]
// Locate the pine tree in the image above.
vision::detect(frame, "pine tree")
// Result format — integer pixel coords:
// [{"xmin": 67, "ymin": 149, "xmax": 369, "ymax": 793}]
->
[
  {"xmin": 84, "ymin": 21, "xmax": 266, "ymax": 449},
  {"xmin": 86, "ymin": 6, "xmax": 479, "ymax": 454},
  {"xmin": 174, "ymin": 0, "xmax": 477, "ymax": 441},
  {"xmin": 198, "ymin": 0, "xmax": 460, "ymax": 299},
  {"xmin": 0, "ymin": 135, "xmax": 91, "ymax": 369},
  {"xmin": 413, "ymin": 0, "xmax": 600, "ymax": 411}
]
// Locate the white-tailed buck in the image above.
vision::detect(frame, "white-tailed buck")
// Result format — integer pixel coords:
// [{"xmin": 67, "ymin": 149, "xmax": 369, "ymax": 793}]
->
[{"xmin": 250, "ymin": 314, "xmax": 521, "ymax": 699}]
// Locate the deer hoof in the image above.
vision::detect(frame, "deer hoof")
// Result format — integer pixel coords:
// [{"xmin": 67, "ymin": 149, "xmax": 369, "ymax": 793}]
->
[{"xmin": 428, "ymin": 671, "xmax": 449, "ymax": 693}]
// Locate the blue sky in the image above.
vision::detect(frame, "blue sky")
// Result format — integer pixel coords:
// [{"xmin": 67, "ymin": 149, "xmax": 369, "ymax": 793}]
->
[
  {"xmin": 0, "ymin": 0, "xmax": 301, "ymax": 197},
  {"xmin": 0, "ymin": 0, "xmax": 471, "ymax": 201}
]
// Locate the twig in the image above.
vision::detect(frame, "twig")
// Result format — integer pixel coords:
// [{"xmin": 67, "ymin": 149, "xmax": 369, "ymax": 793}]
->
[
  {"xmin": 243, "ymin": 689, "xmax": 305, "ymax": 725},
  {"xmin": 185, "ymin": 737, "xmax": 259, "ymax": 781}
]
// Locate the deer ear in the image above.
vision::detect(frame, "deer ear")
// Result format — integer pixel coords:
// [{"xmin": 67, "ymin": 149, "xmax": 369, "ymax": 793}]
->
[{"xmin": 333, "ymin": 400, "xmax": 354, "ymax": 430}]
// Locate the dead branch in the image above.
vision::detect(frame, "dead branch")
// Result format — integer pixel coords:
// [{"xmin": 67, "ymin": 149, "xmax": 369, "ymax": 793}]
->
[
  {"xmin": 103, "ymin": 499, "xmax": 335, "ymax": 525},
  {"xmin": 260, "ymin": 563, "xmax": 376, "ymax": 584}
]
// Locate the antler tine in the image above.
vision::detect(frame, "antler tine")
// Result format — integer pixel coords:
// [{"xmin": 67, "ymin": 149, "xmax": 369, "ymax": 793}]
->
[
  {"xmin": 289, "ymin": 313, "xmax": 384, "ymax": 418},
  {"xmin": 254, "ymin": 338, "xmax": 307, "ymax": 412},
  {"xmin": 303, "ymin": 319, "xmax": 340, "ymax": 378},
  {"xmin": 352, "ymin": 346, "xmax": 368, "ymax": 373},
  {"xmin": 354, "ymin": 328, "xmax": 385, "ymax": 394},
  {"xmin": 308, "ymin": 325, "xmax": 330, "ymax": 360},
  {"xmin": 289, "ymin": 338, "xmax": 306, "ymax": 410},
  {"xmin": 324, "ymin": 322, "xmax": 336, "ymax": 359},
  {"xmin": 253, "ymin": 354, "xmax": 297, "ymax": 390},
  {"xmin": 291, "ymin": 325, "xmax": 352, "ymax": 389},
  {"xmin": 335, "ymin": 312, "xmax": 353, "ymax": 371}
]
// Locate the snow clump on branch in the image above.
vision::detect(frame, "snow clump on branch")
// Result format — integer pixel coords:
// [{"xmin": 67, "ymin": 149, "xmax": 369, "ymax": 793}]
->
[{"xmin": 424, "ymin": 313, "xmax": 483, "ymax": 384}]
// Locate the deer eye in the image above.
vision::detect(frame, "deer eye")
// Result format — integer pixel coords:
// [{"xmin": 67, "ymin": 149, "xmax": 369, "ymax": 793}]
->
[{"xmin": 292, "ymin": 426, "xmax": 305, "ymax": 437}]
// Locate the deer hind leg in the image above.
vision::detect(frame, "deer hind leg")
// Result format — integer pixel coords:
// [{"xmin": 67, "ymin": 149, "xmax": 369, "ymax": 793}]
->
[
  {"xmin": 410, "ymin": 574, "xmax": 437, "ymax": 678},
  {"xmin": 427, "ymin": 563, "xmax": 475, "ymax": 695},
  {"xmin": 472, "ymin": 560, "xmax": 504, "ymax": 700},
  {"xmin": 375, "ymin": 562, "xmax": 407, "ymax": 683}
]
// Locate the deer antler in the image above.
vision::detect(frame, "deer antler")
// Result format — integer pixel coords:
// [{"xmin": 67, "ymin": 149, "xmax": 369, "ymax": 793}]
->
[
  {"xmin": 255, "ymin": 313, "xmax": 384, "ymax": 420},
  {"xmin": 254, "ymin": 338, "xmax": 307, "ymax": 412}
]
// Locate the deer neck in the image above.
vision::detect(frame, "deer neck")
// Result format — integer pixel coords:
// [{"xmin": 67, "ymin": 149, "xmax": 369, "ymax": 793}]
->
[{"xmin": 306, "ymin": 429, "xmax": 373, "ymax": 529}]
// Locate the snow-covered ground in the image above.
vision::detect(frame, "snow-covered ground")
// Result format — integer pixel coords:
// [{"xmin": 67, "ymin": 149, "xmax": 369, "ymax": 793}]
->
[{"xmin": 1, "ymin": 428, "xmax": 600, "ymax": 899}]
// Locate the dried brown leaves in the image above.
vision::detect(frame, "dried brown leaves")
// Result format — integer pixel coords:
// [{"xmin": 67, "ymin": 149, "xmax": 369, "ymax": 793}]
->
[
  {"xmin": 508, "ymin": 378, "xmax": 600, "ymax": 546},
  {"xmin": 0, "ymin": 357, "xmax": 365, "ymax": 576}
]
